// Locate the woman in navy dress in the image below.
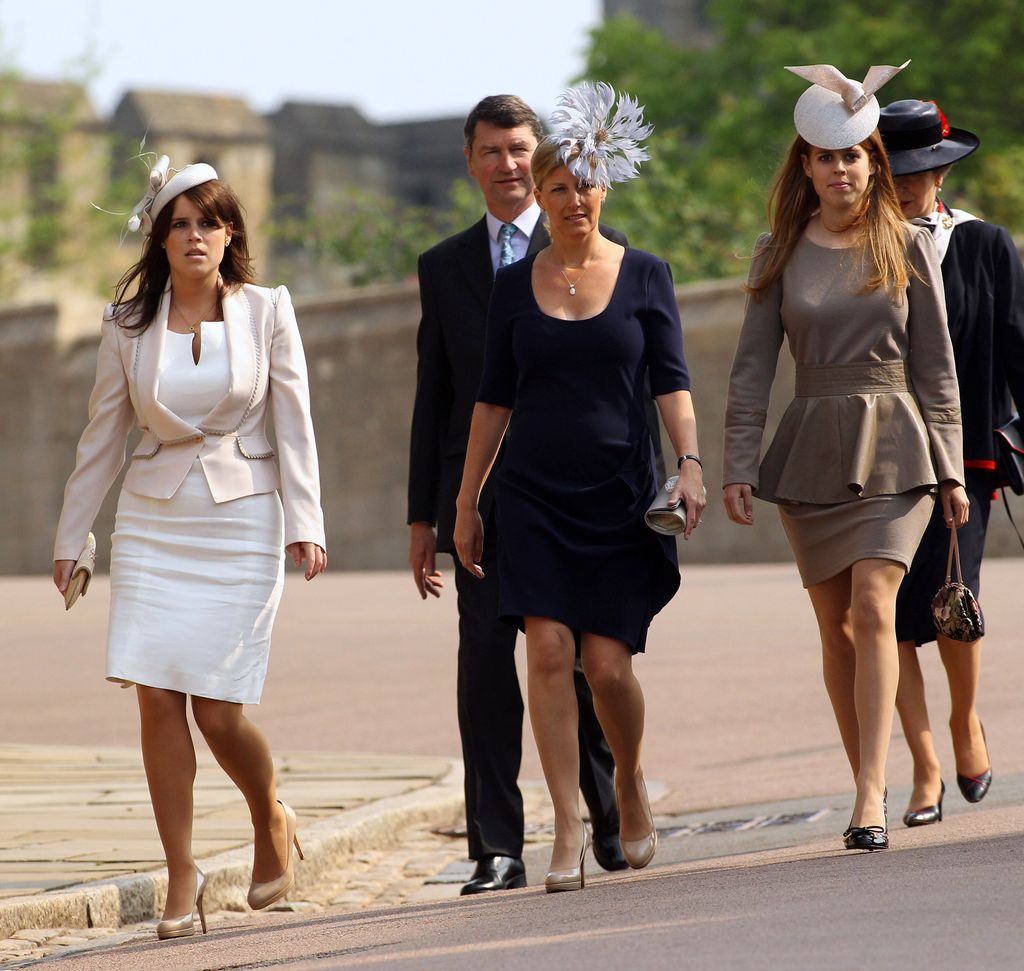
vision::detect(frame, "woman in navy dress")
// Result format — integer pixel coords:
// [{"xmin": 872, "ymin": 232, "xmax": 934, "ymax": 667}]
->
[
  {"xmin": 880, "ymin": 100, "xmax": 1024, "ymax": 825},
  {"xmin": 455, "ymin": 98, "xmax": 706, "ymax": 893}
]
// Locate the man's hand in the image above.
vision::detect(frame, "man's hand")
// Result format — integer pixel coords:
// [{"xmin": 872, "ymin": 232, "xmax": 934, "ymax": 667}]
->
[{"xmin": 410, "ymin": 522, "xmax": 444, "ymax": 599}]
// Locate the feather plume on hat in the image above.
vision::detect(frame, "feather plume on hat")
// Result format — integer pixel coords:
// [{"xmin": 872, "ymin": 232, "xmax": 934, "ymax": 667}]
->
[{"xmin": 547, "ymin": 81, "xmax": 653, "ymax": 188}]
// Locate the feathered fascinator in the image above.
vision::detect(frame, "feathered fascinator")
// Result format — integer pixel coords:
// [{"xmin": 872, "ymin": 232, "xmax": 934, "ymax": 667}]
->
[
  {"xmin": 785, "ymin": 60, "xmax": 910, "ymax": 149},
  {"xmin": 124, "ymin": 154, "xmax": 218, "ymax": 237},
  {"xmin": 547, "ymin": 81, "xmax": 653, "ymax": 188}
]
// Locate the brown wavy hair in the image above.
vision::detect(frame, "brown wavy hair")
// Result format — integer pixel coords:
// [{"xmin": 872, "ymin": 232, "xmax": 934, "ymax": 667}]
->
[
  {"xmin": 747, "ymin": 131, "xmax": 913, "ymax": 300},
  {"xmin": 112, "ymin": 180, "xmax": 255, "ymax": 332}
]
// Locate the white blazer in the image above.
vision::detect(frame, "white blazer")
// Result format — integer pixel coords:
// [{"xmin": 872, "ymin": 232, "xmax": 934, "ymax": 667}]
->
[{"xmin": 54, "ymin": 283, "xmax": 326, "ymax": 560}]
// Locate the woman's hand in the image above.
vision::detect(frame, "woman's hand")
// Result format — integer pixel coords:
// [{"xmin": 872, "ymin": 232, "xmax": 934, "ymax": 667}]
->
[
  {"xmin": 723, "ymin": 483, "xmax": 754, "ymax": 526},
  {"xmin": 668, "ymin": 461, "xmax": 707, "ymax": 541},
  {"xmin": 940, "ymin": 481, "xmax": 970, "ymax": 529},
  {"xmin": 287, "ymin": 542, "xmax": 327, "ymax": 580},
  {"xmin": 53, "ymin": 560, "xmax": 74, "ymax": 596},
  {"xmin": 454, "ymin": 502, "xmax": 485, "ymax": 579}
]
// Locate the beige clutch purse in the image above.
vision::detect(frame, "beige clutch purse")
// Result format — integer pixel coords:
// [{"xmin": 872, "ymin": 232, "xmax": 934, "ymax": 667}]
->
[
  {"xmin": 64, "ymin": 532, "xmax": 96, "ymax": 610},
  {"xmin": 644, "ymin": 477, "xmax": 687, "ymax": 535}
]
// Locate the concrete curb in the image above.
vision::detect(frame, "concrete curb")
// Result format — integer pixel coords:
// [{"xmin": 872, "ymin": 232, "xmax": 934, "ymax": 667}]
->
[{"xmin": 0, "ymin": 758, "xmax": 464, "ymax": 940}]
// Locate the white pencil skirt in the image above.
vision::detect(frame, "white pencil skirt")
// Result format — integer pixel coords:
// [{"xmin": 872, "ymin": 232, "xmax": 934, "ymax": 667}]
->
[{"xmin": 106, "ymin": 464, "xmax": 285, "ymax": 704}]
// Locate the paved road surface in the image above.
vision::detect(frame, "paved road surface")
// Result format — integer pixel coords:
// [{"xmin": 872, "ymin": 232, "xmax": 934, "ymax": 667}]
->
[
  {"xmin": 35, "ymin": 828, "xmax": 1024, "ymax": 970},
  {"xmin": 3, "ymin": 562, "xmax": 1023, "ymax": 968},
  {"xmin": 6, "ymin": 561, "xmax": 1023, "ymax": 816}
]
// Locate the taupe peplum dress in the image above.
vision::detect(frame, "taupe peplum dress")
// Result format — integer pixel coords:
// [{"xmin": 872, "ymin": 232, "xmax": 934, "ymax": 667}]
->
[{"xmin": 724, "ymin": 226, "xmax": 964, "ymax": 587}]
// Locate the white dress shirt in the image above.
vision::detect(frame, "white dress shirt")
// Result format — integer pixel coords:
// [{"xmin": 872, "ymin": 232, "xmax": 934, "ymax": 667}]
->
[{"xmin": 485, "ymin": 202, "xmax": 542, "ymax": 274}]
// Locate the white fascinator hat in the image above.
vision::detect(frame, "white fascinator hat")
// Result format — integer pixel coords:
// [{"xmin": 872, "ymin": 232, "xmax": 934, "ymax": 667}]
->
[
  {"xmin": 786, "ymin": 60, "xmax": 910, "ymax": 149},
  {"xmin": 546, "ymin": 81, "xmax": 653, "ymax": 188},
  {"xmin": 126, "ymin": 155, "xmax": 219, "ymax": 236}
]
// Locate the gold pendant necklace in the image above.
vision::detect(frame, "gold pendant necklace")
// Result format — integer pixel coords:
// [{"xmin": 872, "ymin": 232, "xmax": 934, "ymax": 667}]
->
[{"xmin": 172, "ymin": 297, "xmax": 219, "ymax": 365}]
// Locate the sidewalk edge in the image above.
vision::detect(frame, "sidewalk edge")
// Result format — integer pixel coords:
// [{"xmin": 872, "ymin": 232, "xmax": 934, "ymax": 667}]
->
[{"xmin": 0, "ymin": 758, "xmax": 464, "ymax": 940}]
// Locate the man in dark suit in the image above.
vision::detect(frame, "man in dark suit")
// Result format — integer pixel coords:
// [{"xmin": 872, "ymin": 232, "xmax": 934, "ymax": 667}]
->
[{"xmin": 407, "ymin": 95, "xmax": 627, "ymax": 894}]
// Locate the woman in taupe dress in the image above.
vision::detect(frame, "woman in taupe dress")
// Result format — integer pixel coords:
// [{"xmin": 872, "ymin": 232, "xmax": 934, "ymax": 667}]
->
[{"xmin": 723, "ymin": 63, "xmax": 969, "ymax": 851}]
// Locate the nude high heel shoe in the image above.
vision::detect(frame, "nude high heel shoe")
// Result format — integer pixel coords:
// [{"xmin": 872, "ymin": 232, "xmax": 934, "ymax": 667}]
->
[
  {"xmin": 620, "ymin": 772, "xmax": 658, "ymax": 870},
  {"xmin": 156, "ymin": 868, "xmax": 207, "ymax": 940},
  {"xmin": 545, "ymin": 821, "xmax": 589, "ymax": 893},
  {"xmin": 247, "ymin": 801, "xmax": 305, "ymax": 911}
]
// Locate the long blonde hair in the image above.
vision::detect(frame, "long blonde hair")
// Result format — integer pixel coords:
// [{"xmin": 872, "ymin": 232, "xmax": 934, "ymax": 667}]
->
[{"xmin": 748, "ymin": 131, "xmax": 913, "ymax": 299}]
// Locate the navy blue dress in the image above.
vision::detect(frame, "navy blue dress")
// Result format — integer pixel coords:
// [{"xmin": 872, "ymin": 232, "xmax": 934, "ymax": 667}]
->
[{"xmin": 477, "ymin": 248, "xmax": 689, "ymax": 653}]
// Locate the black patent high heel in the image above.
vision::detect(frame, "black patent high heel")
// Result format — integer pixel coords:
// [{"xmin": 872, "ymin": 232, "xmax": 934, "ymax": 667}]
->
[
  {"xmin": 903, "ymin": 780, "xmax": 945, "ymax": 827},
  {"xmin": 844, "ymin": 788, "xmax": 889, "ymax": 851}
]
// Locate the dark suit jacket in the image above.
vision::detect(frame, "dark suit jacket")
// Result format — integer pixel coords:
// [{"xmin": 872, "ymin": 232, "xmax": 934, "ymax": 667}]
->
[
  {"xmin": 407, "ymin": 215, "xmax": 630, "ymax": 553},
  {"xmin": 940, "ymin": 219, "xmax": 1024, "ymax": 466}
]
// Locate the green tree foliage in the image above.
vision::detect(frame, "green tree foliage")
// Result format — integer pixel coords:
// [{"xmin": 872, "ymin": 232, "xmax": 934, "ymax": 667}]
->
[
  {"xmin": 270, "ymin": 179, "xmax": 481, "ymax": 288},
  {"xmin": 584, "ymin": 2, "xmax": 1024, "ymax": 281}
]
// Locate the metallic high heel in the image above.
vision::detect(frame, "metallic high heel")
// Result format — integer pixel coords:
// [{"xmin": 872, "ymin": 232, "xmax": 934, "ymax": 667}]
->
[
  {"xmin": 620, "ymin": 772, "xmax": 657, "ymax": 870},
  {"xmin": 903, "ymin": 780, "xmax": 945, "ymax": 827},
  {"xmin": 247, "ymin": 801, "xmax": 304, "ymax": 911},
  {"xmin": 157, "ymin": 868, "xmax": 207, "ymax": 940},
  {"xmin": 545, "ymin": 821, "xmax": 589, "ymax": 893},
  {"xmin": 957, "ymin": 723, "xmax": 992, "ymax": 803}
]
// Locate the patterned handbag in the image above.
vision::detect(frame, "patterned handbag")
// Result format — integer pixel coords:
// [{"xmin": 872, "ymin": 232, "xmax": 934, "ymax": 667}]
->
[{"xmin": 930, "ymin": 524, "xmax": 985, "ymax": 642}]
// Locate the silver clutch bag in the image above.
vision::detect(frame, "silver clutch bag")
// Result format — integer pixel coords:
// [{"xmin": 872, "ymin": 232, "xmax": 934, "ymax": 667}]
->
[
  {"xmin": 64, "ymin": 532, "xmax": 96, "ymax": 611},
  {"xmin": 645, "ymin": 477, "xmax": 686, "ymax": 535}
]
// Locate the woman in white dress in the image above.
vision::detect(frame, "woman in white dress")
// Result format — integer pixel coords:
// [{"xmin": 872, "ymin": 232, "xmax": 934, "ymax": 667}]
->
[{"xmin": 52, "ymin": 159, "xmax": 327, "ymax": 940}]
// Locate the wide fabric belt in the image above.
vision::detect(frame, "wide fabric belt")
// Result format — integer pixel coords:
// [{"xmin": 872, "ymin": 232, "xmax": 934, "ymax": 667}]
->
[{"xmin": 795, "ymin": 361, "xmax": 910, "ymax": 397}]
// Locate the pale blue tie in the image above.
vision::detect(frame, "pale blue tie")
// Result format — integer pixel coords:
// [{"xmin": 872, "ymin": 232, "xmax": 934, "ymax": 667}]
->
[{"xmin": 498, "ymin": 223, "xmax": 516, "ymax": 268}]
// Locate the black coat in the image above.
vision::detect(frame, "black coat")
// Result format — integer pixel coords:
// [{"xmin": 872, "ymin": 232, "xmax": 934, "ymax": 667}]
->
[
  {"xmin": 941, "ymin": 219, "xmax": 1024, "ymax": 467},
  {"xmin": 408, "ymin": 216, "xmax": 629, "ymax": 552}
]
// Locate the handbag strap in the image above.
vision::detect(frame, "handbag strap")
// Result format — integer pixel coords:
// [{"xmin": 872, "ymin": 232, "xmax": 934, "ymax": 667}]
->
[
  {"xmin": 1001, "ymin": 487, "xmax": 1024, "ymax": 553},
  {"xmin": 945, "ymin": 522, "xmax": 964, "ymax": 584}
]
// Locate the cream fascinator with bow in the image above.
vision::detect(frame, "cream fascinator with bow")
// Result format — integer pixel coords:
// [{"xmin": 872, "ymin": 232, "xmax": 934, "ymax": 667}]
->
[
  {"xmin": 786, "ymin": 61, "xmax": 910, "ymax": 149},
  {"xmin": 125, "ymin": 155, "xmax": 219, "ymax": 236}
]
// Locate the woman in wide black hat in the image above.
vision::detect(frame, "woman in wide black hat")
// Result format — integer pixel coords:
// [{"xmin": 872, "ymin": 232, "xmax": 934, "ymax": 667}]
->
[{"xmin": 880, "ymin": 99, "xmax": 1024, "ymax": 826}]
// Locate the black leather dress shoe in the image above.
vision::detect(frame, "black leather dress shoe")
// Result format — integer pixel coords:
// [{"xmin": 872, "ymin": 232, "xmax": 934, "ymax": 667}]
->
[
  {"xmin": 903, "ymin": 781, "xmax": 945, "ymax": 827},
  {"xmin": 591, "ymin": 831, "xmax": 628, "ymax": 872},
  {"xmin": 460, "ymin": 856, "xmax": 527, "ymax": 895}
]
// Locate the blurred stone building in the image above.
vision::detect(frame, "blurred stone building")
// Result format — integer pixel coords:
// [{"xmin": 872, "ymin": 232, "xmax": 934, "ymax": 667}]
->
[{"xmin": 0, "ymin": 78, "xmax": 466, "ymax": 304}]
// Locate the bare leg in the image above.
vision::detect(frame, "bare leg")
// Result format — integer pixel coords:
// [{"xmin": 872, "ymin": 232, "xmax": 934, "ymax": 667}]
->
[
  {"xmin": 806, "ymin": 570, "xmax": 860, "ymax": 776},
  {"xmin": 191, "ymin": 698, "xmax": 286, "ymax": 883},
  {"xmin": 895, "ymin": 640, "xmax": 943, "ymax": 810},
  {"xmin": 524, "ymin": 617, "xmax": 585, "ymax": 871},
  {"xmin": 807, "ymin": 560, "xmax": 903, "ymax": 828},
  {"xmin": 137, "ymin": 686, "xmax": 198, "ymax": 919},
  {"xmin": 846, "ymin": 559, "xmax": 905, "ymax": 828},
  {"xmin": 936, "ymin": 634, "xmax": 989, "ymax": 777},
  {"xmin": 579, "ymin": 634, "xmax": 649, "ymax": 842}
]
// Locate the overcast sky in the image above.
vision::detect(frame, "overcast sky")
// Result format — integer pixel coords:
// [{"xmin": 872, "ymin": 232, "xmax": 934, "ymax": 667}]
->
[{"xmin": 2, "ymin": 0, "xmax": 604, "ymax": 122}]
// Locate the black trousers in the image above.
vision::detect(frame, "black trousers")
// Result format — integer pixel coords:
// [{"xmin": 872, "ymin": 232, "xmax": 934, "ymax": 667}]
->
[{"xmin": 453, "ymin": 546, "xmax": 619, "ymax": 860}]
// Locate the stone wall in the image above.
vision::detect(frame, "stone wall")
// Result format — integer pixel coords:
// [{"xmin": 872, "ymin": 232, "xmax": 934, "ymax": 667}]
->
[{"xmin": 5, "ymin": 276, "xmax": 1024, "ymax": 575}]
